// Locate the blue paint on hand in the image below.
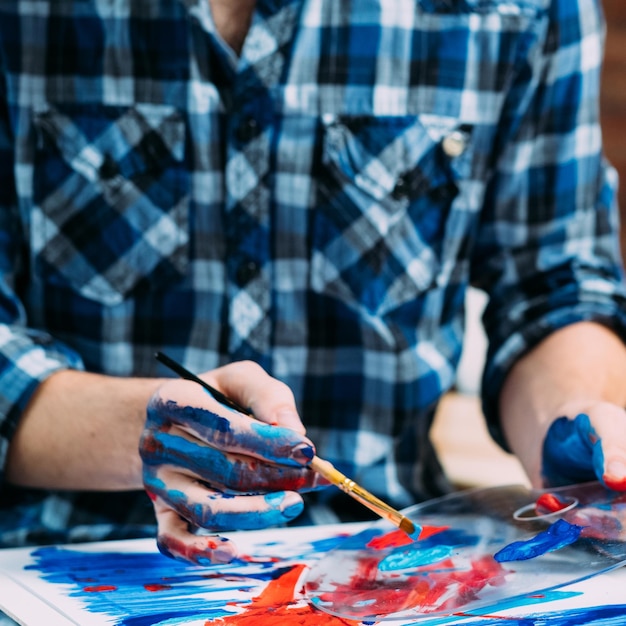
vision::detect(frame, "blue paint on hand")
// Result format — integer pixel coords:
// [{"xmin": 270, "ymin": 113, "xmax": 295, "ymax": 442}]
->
[
  {"xmin": 494, "ymin": 519, "xmax": 584, "ymax": 562},
  {"xmin": 542, "ymin": 413, "xmax": 605, "ymax": 487}
]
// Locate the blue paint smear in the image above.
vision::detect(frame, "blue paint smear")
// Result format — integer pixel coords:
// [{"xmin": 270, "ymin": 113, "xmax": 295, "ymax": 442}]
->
[
  {"xmin": 330, "ymin": 527, "xmax": 381, "ymax": 551},
  {"xmin": 121, "ymin": 610, "xmax": 220, "ymax": 626},
  {"xmin": 403, "ymin": 590, "xmax": 582, "ymax": 625},
  {"xmin": 428, "ymin": 605, "xmax": 626, "ymax": 626},
  {"xmin": 542, "ymin": 413, "xmax": 605, "ymax": 487},
  {"xmin": 309, "ymin": 534, "xmax": 363, "ymax": 553},
  {"xmin": 24, "ymin": 547, "xmax": 291, "ymax": 625},
  {"xmin": 494, "ymin": 519, "xmax": 584, "ymax": 562},
  {"xmin": 24, "ymin": 533, "xmax": 352, "ymax": 626}
]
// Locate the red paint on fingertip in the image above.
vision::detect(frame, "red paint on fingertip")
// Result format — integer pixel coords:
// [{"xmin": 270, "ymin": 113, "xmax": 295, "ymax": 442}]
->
[{"xmin": 603, "ymin": 474, "xmax": 626, "ymax": 491}]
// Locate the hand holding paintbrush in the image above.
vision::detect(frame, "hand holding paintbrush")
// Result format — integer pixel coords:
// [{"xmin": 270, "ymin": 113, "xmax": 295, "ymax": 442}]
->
[{"xmin": 155, "ymin": 352, "xmax": 419, "ymax": 539}]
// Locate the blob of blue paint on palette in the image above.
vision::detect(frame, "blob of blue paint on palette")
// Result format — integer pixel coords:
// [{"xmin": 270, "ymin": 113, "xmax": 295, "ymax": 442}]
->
[
  {"xmin": 379, "ymin": 543, "xmax": 453, "ymax": 571},
  {"xmin": 494, "ymin": 519, "xmax": 584, "ymax": 562}
]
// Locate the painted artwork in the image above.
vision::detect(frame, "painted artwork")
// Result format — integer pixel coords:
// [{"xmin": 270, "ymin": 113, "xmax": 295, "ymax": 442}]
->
[{"xmin": 2, "ymin": 484, "xmax": 626, "ymax": 625}]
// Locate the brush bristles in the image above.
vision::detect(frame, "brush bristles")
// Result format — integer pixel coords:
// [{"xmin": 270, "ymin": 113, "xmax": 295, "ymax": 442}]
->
[{"xmin": 400, "ymin": 516, "xmax": 418, "ymax": 538}]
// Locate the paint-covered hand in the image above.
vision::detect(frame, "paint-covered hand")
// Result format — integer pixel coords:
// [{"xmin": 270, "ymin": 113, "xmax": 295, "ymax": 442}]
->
[
  {"xmin": 542, "ymin": 403, "xmax": 626, "ymax": 490},
  {"xmin": 139, "ymin": 361, "xmax": 324, "ymax": 565}
]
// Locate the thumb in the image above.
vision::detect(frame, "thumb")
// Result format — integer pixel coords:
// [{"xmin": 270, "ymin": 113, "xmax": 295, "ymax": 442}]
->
[{"xmin": 542, "ymin": 414, "xmax": 599, "ymax": 487}]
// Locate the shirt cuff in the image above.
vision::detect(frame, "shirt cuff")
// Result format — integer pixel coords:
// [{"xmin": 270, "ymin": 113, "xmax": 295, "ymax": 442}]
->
[
  {"xmin": 480, "ymin": 305, "xmax": 626, "ymax": 453},
  {"xmin": 0, "ymin": 327, "xmax": 84, "ymax": 480}
]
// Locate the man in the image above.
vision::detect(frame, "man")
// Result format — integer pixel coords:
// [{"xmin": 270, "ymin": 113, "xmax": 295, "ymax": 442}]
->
[{"xmin": 1, "ymin": 0, "xmax": 626, "ymax": 570}]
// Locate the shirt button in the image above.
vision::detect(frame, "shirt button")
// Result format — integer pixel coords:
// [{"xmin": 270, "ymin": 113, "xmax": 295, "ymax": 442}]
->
[
  {"xmin": 235, "ymin": 260, "xmax": 260, "ymax": 286},
  {"xmin": 99, "ymin": 153, "xmax": 119, "ymax": 179},
  {"xmin": 236, "ymin": 117, "xmax": 259, "ymax": 143},
  {"xmin": 441, "ymin": 130, "xmax": 469, "ymax": 158},
  {"xmin": 392, "ymin": 175, "xmax": 411, "ymax": 199}
]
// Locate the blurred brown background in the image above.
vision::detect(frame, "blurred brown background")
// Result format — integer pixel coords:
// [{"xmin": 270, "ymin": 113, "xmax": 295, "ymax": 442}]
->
[{"xmin": 602, "ymin": 1, "xmax": 626, "ymax": 259}]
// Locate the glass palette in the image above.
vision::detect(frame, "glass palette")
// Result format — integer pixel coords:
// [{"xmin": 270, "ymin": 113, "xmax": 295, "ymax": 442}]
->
[{"xmin": 304, "ymin": 481, "xmax": 626, "ymax": 621}]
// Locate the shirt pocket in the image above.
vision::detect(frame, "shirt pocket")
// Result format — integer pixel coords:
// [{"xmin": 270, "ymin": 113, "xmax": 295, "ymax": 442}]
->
[
  {"xmin": 31, "ymin": 103, "xmax": 189, "ymax": 306},
  {"xmin": 312, "ymin": 115, "xmax": 462, "ymax": 320}
]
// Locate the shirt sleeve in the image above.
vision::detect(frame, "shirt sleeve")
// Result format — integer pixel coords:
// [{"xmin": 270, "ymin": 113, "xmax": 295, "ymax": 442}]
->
[
  {"xmin": 469, "ymin": 0, "xmax": 626, "ymax": 448},
  {"xmin": 0, "ymin": 58, "xmax": 84, "ymax": 484}
]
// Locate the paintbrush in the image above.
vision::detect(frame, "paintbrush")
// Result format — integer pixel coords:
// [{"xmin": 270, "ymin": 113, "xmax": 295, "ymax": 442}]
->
[{"xmin": 155, "ymin": 351, "xmax": 418, "ymax": 538}]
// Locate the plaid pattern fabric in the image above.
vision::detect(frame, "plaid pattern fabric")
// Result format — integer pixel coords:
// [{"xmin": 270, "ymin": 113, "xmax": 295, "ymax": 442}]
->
[{"xmin": 1, "ymin": 0, "xmax": 626, "ymax": 547}]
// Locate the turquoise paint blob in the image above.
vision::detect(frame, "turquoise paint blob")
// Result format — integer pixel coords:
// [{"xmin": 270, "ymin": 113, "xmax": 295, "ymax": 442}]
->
[
  {"xmin": 264, "ymin": 491, "xmax": 287, "ymax": 506},
  {"xmin": 407, "ymin": 523, "xmax": 423, "ymax": 541},
  {"xmin": 494, "ymin": 519, "xmax": 584, "ymax": 563},
  {"xmin": 263, "ymin": 491, "xmax": 304, "ymax": 520},
  {"xmin": 378, "ymin": 543, "xmax": 453, "ymax": 571}
]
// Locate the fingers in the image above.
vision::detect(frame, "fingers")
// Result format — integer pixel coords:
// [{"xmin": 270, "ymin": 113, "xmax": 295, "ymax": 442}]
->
[
  {"xmin": 205, "ymin": 360, "xmax": 306, "ymax": 433},
  {"xmin": 140, "ymin": 426, "xmax": 323, "ymax": 493},
  {"xmin": 142, "ymin": 362, "xmax": 325, "ymax": 557},
  {"xmin": 151, "ymin": 496, "xmax": 238, "ymax": 565},
  {"xmin": 585, "ymin": 403, "xmax": 626, "ymax": 490},
  {"xmin": 146, "ymin": 380, "xmax": 315, "ymax": 468},
  {"xmin": 146, "ymin": 466, "xmax": 305, "ymax": 532},
  {"xmin": 542, "ymin": 405, "xmax": 626, "ymax": 490}
]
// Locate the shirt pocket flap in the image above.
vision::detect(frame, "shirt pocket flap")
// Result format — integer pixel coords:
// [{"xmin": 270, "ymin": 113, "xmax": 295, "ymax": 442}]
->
[
  {"xmin": 313, "ymin": 115, "xmax": 469, "ymax": 327},
  {"xmin": 31, "ymin": 103, "xmax": 189, "ymax": 306}
]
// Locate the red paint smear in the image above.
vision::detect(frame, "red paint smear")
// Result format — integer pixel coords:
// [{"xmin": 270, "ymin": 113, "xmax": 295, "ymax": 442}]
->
[
  {"xmin": 239, "ymin": 554, "xmax": 281, "ymax": 563},
  {"xmin": 209, "ymin": 564, "xmax": 358, "ymax": 625},
  {"xmin": 366, "ymin": 525, "xmax": 449, "ymax": 550},
  {"xmin": 418, "ymin": 525, "xmax": 450, "ymax": 540},
  {"xmin": 82, "ymin": 585, "xmax": 117, "ymax": 593},
  {"xmin": 535, "ymin": 493, "xmax": 569, "ymax": 514},
  {"xmin": 312, "ymin": 554, "xmax": 508, "ymax": 618},
  {"xmin": 144, "ymin": 583, "xmax": 173, "ymax": 592}
]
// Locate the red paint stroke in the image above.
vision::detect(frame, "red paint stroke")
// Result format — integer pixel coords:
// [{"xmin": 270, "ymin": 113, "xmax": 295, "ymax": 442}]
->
[
  {"xmin": 211, "ymin": 564, "xmax": 358, "ymax": 625},
  {"xmin": 144, "ymin": 583, "xmax": 173, "ymax": 592},
  {"xmin": 366, "ymin": 525, "xmax": 449, "ymax": 550},
  {"xmin": 82, "ymin": 585, "xmax": 117, "ymax": 593},
  {"xmin": 238, "ymin": 554, "xmax": 282, "ymax": 563},
  {"xmin": 535, "ymin": 493, "xmax": 570, "ymax": 514},
  {"xmin": 311, "ymin": 553, "xmax": 507, "ymax": 618}
]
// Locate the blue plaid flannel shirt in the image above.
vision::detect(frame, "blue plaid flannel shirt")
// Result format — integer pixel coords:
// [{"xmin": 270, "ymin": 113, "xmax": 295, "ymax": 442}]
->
[{"xmin": 0, "ymin": 0, "xmax": 625, "ymax": 547}]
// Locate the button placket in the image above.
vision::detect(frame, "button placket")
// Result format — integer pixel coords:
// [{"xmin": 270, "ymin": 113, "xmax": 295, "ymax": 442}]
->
[
  {"xmin": 225, "ymin": 108, "xmax": 272, "ymax": 356},
  {"xmin": 235, "ymin": 116, "xmax": 260, "ymax": 144},
  {"xmin": 235, "ymin": 259, "xmax": 261, "ymax": 286},
  {"xmin": 221, "ymin": 3, "xmax": 298, "ymax": 359}
]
